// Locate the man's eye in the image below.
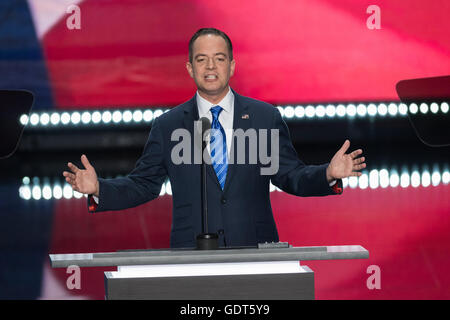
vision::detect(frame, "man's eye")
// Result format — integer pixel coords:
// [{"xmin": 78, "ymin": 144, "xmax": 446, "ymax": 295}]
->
[{"xmin": 197, "ymin": 59, "xmax": 205, "ymax": 62}]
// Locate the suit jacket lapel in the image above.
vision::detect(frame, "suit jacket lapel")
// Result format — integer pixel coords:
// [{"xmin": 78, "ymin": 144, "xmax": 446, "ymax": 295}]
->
[{"xmin": 223, "ymin": 91, "xmax": 251, "ymax": 194}]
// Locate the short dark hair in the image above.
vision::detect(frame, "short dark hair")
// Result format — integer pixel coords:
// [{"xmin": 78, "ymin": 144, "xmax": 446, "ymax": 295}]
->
[{"xmin": 188, "ymin": 28, "xmax": 233, "ymax": 63}]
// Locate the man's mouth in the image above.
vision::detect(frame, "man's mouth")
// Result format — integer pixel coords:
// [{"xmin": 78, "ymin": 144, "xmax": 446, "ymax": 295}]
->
[{"xmin": 204, "ymin": 74, "xmax": 218, "ymax": 81}]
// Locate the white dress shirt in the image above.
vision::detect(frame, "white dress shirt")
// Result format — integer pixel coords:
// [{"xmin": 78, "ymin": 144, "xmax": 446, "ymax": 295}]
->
[{"xmin": 196, "ymin": 87, "xmax": 234, "ymax": 157}]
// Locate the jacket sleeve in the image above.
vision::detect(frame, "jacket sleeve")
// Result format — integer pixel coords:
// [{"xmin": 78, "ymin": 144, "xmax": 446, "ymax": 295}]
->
[
  {"xmin": 270, "ymin": 108, "xmax": 343, "ymax": 197},
  {"xmin": 87, "ymin": 117, "xmax": 168, "ymax": 212}
]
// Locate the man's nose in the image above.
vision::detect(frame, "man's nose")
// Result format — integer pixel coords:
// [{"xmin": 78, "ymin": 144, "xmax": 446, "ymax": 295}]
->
[{"xmin": 206, "ymin": 59, "xmax": 216, "ymax": 69}]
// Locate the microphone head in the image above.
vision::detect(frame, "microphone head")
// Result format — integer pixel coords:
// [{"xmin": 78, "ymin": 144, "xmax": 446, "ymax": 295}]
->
[{"xmin": 199, "ymin": 117, "xmax": 211, "ymax": 135}]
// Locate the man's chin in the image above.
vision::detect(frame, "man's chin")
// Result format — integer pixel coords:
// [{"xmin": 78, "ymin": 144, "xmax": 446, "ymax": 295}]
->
[{"xmin": 198, "ymin": 85, "xmax": 227, "ymax": 97}]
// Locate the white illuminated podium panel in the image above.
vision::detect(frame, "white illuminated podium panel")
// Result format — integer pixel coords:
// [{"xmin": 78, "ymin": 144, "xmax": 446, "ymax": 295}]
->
[
  {"xmin": 49, "ymin": 245, "xmax": 369, "ymax": 300},
  {"xmin": 105, "ymin": 261, "xmax": 313, "ymax": 300}
]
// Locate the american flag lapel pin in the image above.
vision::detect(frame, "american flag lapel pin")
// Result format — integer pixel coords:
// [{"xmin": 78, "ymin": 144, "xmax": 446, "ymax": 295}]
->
[{"xmin": 241, "ymin": 114, "xmax": 249, "ymax": 119}]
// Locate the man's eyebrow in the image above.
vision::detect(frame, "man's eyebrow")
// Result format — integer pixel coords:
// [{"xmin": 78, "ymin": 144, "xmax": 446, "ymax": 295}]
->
[{"xmin": 194, "ymin": 52, "xmax": 228, "ymax": 59}]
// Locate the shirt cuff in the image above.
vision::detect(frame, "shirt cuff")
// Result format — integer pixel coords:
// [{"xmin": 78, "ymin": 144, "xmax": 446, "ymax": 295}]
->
[
  {"xmin": 330, "ymin": 180, "xmax": 343, "ymax": 194},
  {"xmin": 88, "ymin": 195, "xmax": 98, "ymax": 212}
]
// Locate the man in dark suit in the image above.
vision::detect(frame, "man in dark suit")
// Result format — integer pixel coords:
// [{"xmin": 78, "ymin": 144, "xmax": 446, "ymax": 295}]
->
[{"xmin": 63, "ymin": 28, "xmax": 366, "ymax": 248}]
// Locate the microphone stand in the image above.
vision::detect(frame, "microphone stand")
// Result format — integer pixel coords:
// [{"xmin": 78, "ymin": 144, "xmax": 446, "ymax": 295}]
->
[{"xmin": 196, "ymin": 117, "xmax": 219, "ymax": 250}]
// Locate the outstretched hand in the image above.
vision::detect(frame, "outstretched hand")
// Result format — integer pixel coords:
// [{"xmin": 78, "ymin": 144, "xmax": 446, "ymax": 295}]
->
[
  {"xmin": 63, "ymin": 154, "xmax": 99, "ymax": 197},
  {"xmin": 326, "ymin": 140, "xmax": 366, "ymax": 182}
]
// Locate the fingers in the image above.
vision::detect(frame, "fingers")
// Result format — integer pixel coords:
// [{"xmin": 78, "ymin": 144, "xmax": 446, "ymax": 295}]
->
[
  {"xmin": 338, "ymin": 139, "xmax": 350, "ymax": 155},
  {"xmin": 62, "ymin": 171, "xmax": 78, "ymax": 191},
  {"xmin": 63, "ymin": 171, "xmax": 75, "ymax": 181},
  {"xmin": 67, "ymin": 161, "xmax": 80, "ymax": 174},
  {"xmin": 81, "ymin": 154, "xmax": 93, "ymax": 170},
  {"xmin": 350, "ymin": 149, "xmax": 363, "ymax": 159}
]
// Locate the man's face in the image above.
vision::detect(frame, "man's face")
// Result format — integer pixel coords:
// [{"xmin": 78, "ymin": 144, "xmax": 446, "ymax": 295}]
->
[{"xmin": 186, "ymin": 34, "xmax": 235, "ymax": 99}]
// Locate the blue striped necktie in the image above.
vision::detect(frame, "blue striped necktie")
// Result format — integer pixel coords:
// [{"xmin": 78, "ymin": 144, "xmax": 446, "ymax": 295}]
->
[{"xmin": 210, "ymin": 106, "xmax": 228, "ymax": 189}]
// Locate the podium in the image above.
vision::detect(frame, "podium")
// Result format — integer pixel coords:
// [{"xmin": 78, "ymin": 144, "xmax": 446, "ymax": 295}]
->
[{"xmin": 49, "ymin": 245, "xmax": 369, "ymax": 300}]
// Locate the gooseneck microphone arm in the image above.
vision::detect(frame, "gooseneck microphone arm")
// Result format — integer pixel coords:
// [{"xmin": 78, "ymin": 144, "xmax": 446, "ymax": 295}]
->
[
  {"xmin": 196, "ymin": 117, "xmax": 219, "ymax": 250},
  {"xmin": 200, "ymin": 117, "xmax": 210, "ymax": 235}
]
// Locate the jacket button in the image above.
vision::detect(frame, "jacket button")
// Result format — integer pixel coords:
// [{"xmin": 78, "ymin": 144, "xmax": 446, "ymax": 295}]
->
[
  {"xmin": 218, "ymin": 229, "xmax": 224, "ymax": 235},
  {"xmin": 221, "ymin": 197, "xmax": 227, "ymax": 204}
]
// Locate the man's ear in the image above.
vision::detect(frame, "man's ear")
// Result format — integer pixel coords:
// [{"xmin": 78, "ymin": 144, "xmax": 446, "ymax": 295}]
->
[
  {"xmin": 230, "ymin": 59, "xmax": 236, "ymax": 77},
  {"xmin": 186, "ymin": 61, "xmax": 194, "ymax": 78}
]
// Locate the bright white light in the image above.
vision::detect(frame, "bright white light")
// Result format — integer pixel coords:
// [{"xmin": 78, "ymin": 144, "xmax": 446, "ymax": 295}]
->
[
  {"xmin": 336, "ymin": 104, "xmax": 346, "ymax": 117},
  {"xmin": 388, "ymin": 103, "xmax": 398, "ymax": 116},
  {"xmin": 61, "ymin": 112, "xmax": 71, "ymax": 125},
  {"xmin": 400, "ymin": 172, "xmax": 410, "ymax": 188},
  {"xmin": 133, "ymin": 110, "xmax": 143, "ymax": 122},
  {"xmin": 294, "ymin": 106, "xmax": 305, "ymax": 118},
  {"xmin": 102, "ymin": 111, "xmax": 112, "ymax": 123},
  {"xmin": 277, "ymin": 106, "xmax": 284, "ymax": 117},
  {"xmin": 411, "ymin": 171, "xmax": 421, "ymax": 188},
  {"xmin": 112, "ymin": 110, "xmax": 122, "ymax": 123},
  {"xmin": 32, "ymin": 185, "xmax": 42, "ymax": 200},
  {"xmin": 154, "ymin": 109, "xmax": 164, "ymax": 118},
  {"xmin": 442, "ymin": 170, "xmax": 449, "ymax": 184},
  {"xmin": 379, "ymin": 169, "xmax": 389, "ymax": 188},
  {"xmin": 421, "ymin": 171, "xmax": 431, "ymax": 187},
  {"xmin": 284, "ymin": 106, "xmax": 295, "ymax": 118},
  {"xmin": 315, "ymin": 105, "xmax": 325, "ymax": 118},
  {"xmin": 389, "ymin": 171, "xmax": 400, "ymax": 188},
  {"xmin": 431, "ymin": 171, "xmax": 441, "ymax": 186},
  {"xmin": 50, "ymin": 112, "xmax": 60, "ymax": 125},
  {"xmin": 40, "ymin": 113, "xmax": 50, "ymax": 126},
  {"xmin": 430, "ymin": 102, "xmax": 439, "ymax": 114},
  {"xmin": 20, "ymin": 114, "xmax": 29, "ymax": 125},
  {"xmin": 122, "ymin": 110, "xmax": 133, "ymax": 123},
  {"xmin": 409, "ymin": 103, "xmax": 418, "ymax": 114},
  {"xmin": 165, "ymin": 181, "xmax": 172, "ymax": 196},
  {"xmin": 92, "ymin": 111, "xmax": 102, "ymax": 124},
  {"xmin": 342, "ymin": 177, "xmax": 348, "ymax": 188},
  {"xmin": 419, "ymin": 103, "xmax": 428, "ymax": 114},
  {"xmin": 269, "ymin": 182, "xmax": 276, "ymax": 192},
  {"xmin": 369, "ymin": 170, "xmax": 379, "ymax": 189},
  {"xmin": 367, "ymin": 103, "xmax": 377, "ymax": 116},
  {"xmin": 159, "ymin": 183, "xmax": 166, "ymax": 196},
  {"xmin": 346, "ymin": 104, "xmax": 356, "ymax": 117},
  {"xmin": 377, "ymin": 103, "xmax": 387, "ymax": 116},
  {"xmin": 22, "ymin": 176, "xmax": 30, "ymax": 185},
  {"xmin": 398, "ymin": 103, "xmax": 408, "ymax": 115},
  {"xmin": 53, "ymin": 185, "xmax": 63, "ymax": 199},
  {"xmin": 441, "ymin": 102, "xmax": 449, "ymax": 113},
  {"xmin": 356, "ymin": 104, "xmax": 367, "ymax": 117},
  {"xmin": 358, "ymin": 173, "xmax": 368, "ymax": 189},
  {"xmin": 42, "ymin": 185, "xmax": 52, "ymax": 200},
  {"xmin": 63, "ymin": 184, "xmax": 73, "ymax": 199},
  {"xmin": 71, "ymin": 112, "xmax": 81, "ymax": 125},
  {"xmin": 19, "ymin": 186, "xmax": 31, "ymax": 200},
  {"xmin": 348, "ymin": 176, "xmax": 358, "ymax": 189},
  {"xmin": 73, "ymin": 190, "xmax": 83, "ymax": 199},
  {"xmin": 30, "ymin": 113, "xmax": 39, "ymax": 126},
  {"xmin": 325, "ymin": 104, "xmax": 336, "ymax": 117},
  {"xmin": 143, "ymin": 110, "xmax": 153, "ymax": 122},
  {"xmin": 81, "ymin": 111, "xmax": 91, "ymax": 124},
  {"xmin": 305, "ymin": 105, "xmax": 315, "ymax": 118}
]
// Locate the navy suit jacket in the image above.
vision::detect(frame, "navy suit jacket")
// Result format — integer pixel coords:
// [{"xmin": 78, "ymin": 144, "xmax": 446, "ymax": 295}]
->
[{"xmin": 89, "ymin": 90, "xmax": 342, "ymax": 248}]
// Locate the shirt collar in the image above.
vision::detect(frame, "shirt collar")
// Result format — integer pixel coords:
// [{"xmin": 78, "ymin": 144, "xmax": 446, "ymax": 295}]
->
[{"xmin": 196, "ymin": 87, "xmax": 234, "ymax": 118}]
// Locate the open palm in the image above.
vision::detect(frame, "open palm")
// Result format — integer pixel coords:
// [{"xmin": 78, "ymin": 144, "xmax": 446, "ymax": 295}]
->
[
  {"xmin": 326, "ymin": 140, "xmax": 366, "ymax": 181},
  {"xmin": 63, "ymin": 154, "xmax": 99, "ymax": 196}
]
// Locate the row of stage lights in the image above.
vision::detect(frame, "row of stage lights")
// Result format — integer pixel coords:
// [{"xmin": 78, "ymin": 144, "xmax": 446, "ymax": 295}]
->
[
  {"xmin": 19, "ymin": 167, "xmax": 450, "ymax": 201},
  {"xmin": 19, "ymin": 102, "xmax": 449, "ymax": 128}
]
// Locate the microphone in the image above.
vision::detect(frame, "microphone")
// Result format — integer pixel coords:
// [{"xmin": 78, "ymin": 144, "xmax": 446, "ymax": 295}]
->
[{"xmin": 196, "ymin": 117, "xmax": 219, "ymax": 250}]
